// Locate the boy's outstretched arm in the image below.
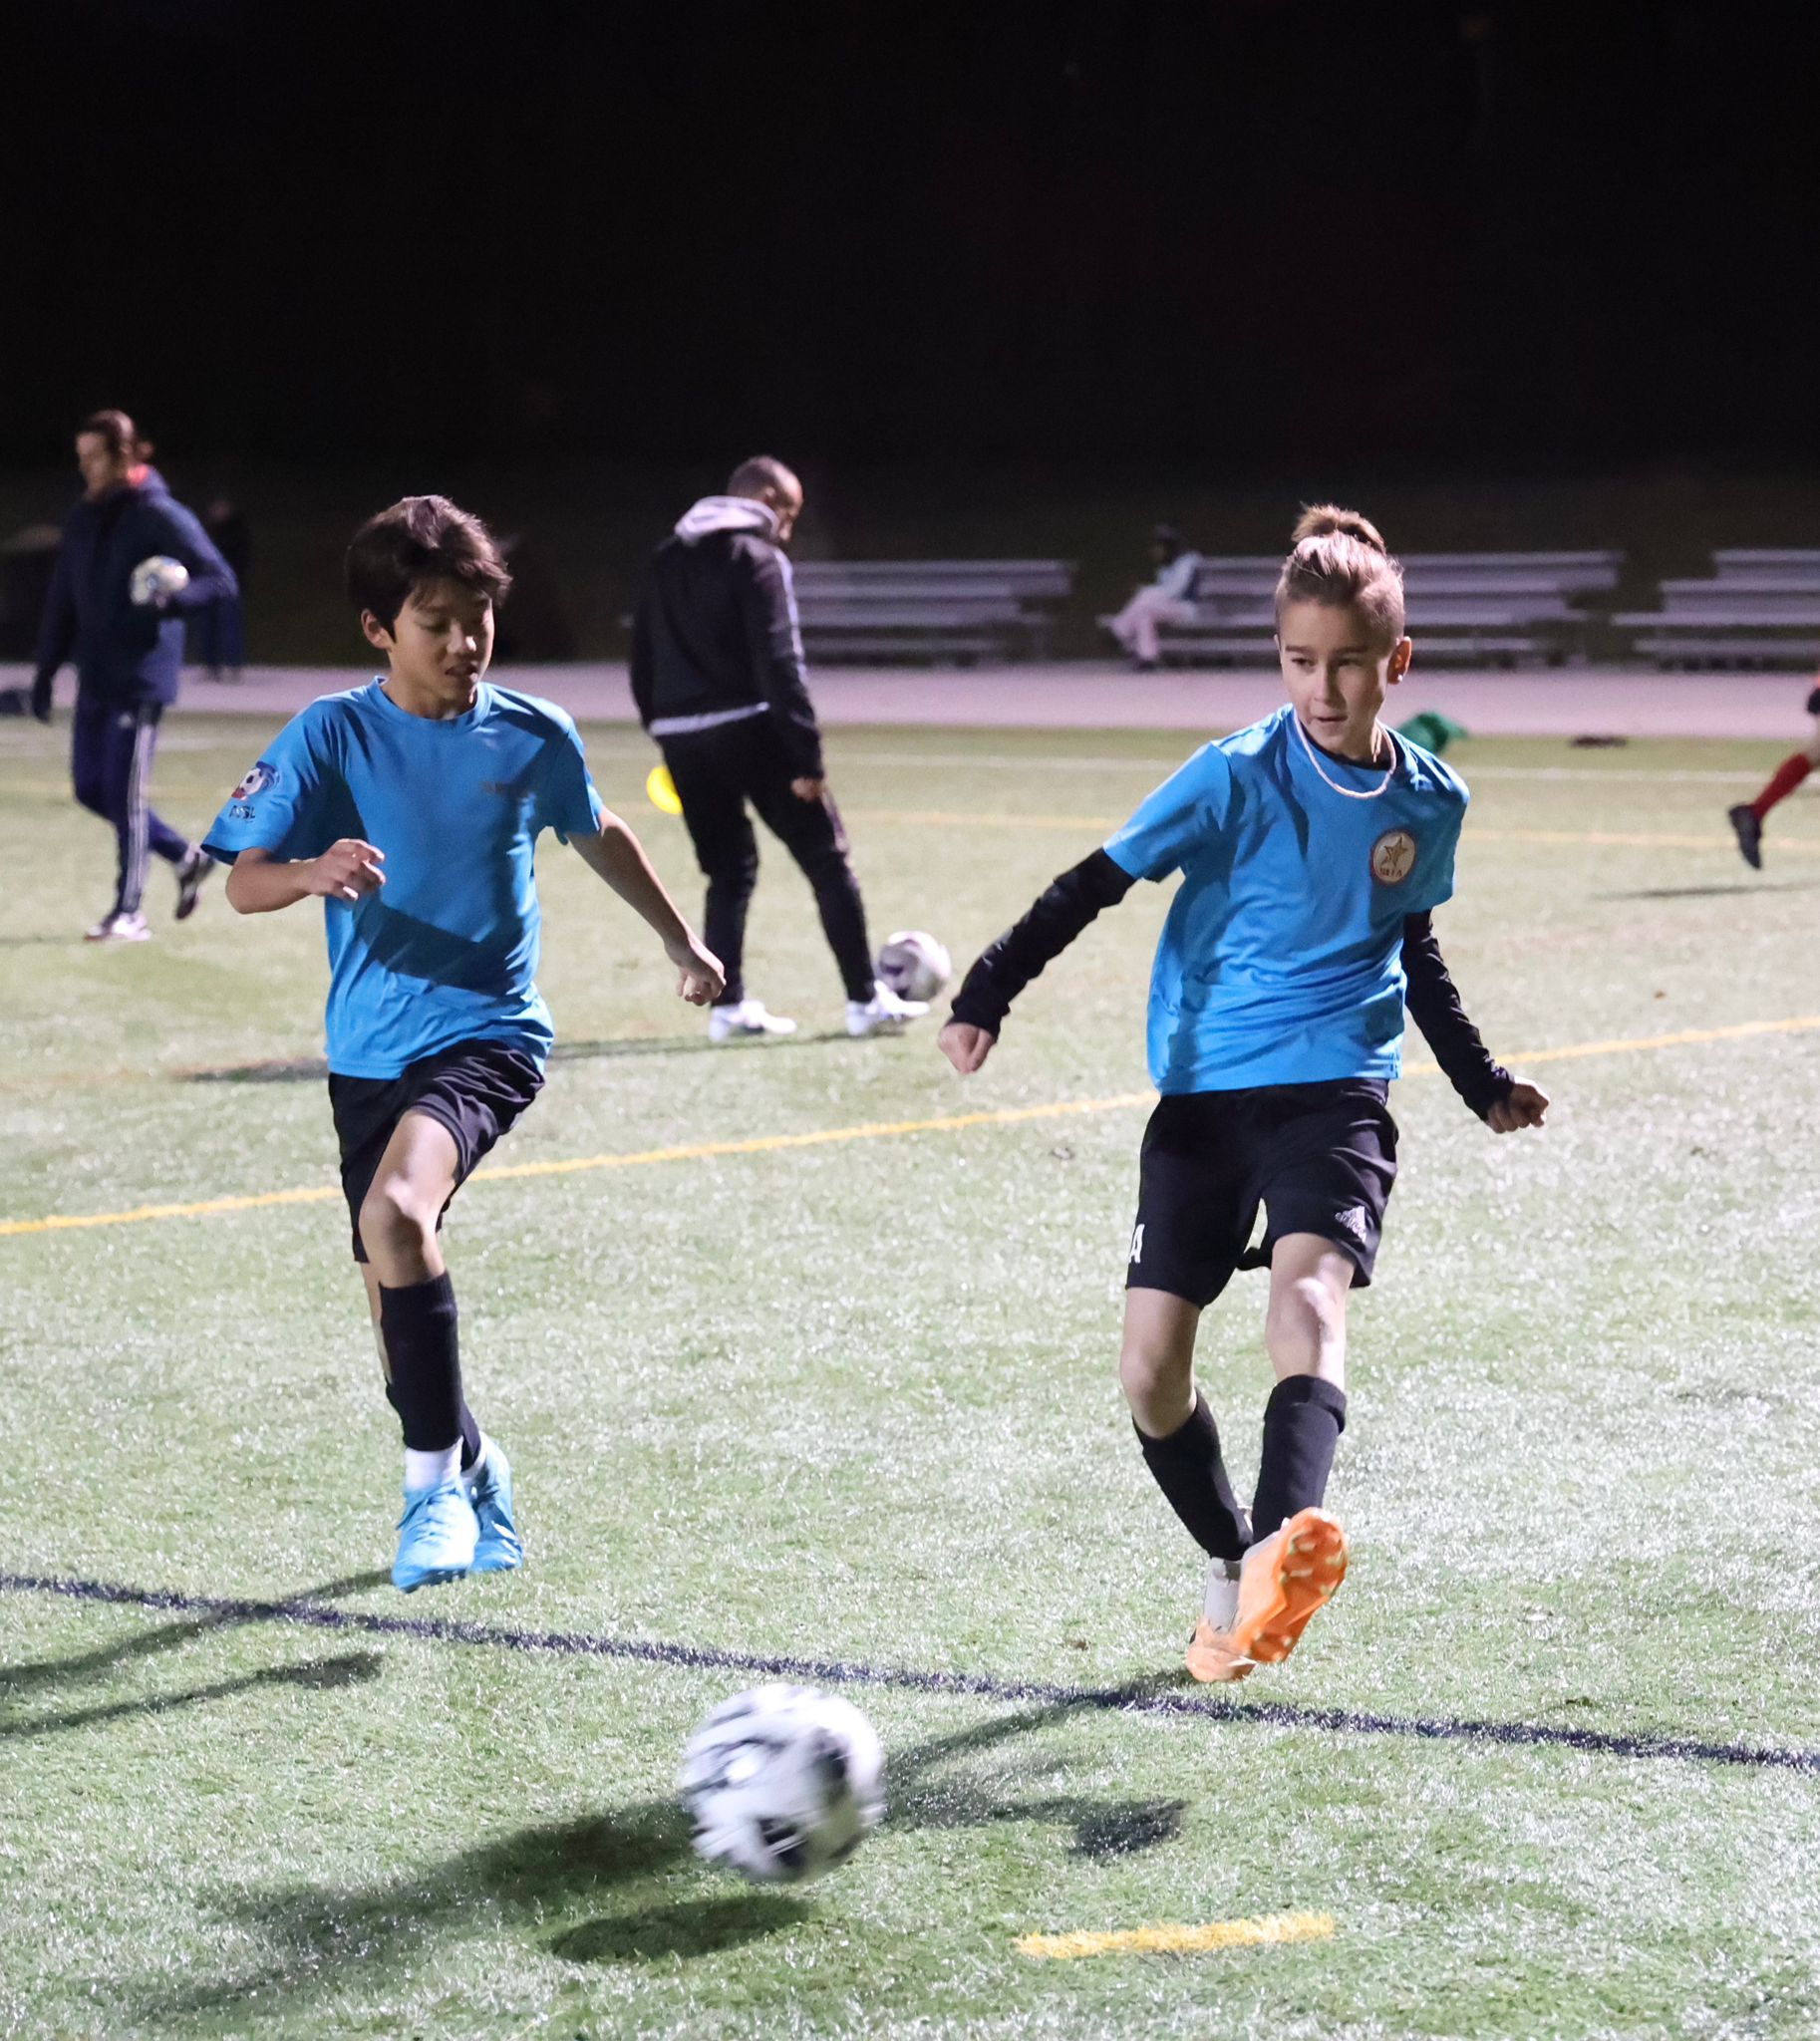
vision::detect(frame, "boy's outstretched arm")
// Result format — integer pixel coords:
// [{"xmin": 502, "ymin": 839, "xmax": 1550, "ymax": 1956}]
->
[
  {"xmin": 940, "ymin": 849, "xmax": 1135, "ymax": 1074},
  {"xmin": 224, "ymin": 840, "xmax": 386, "ymax": 913},
  {"xmin": 1401, "ymin": 911, "xmax": 1548, "ymax": 1133},
  {"xmin": 571, "ymin": 810, "xmax": 724, "ymax": 1006}
]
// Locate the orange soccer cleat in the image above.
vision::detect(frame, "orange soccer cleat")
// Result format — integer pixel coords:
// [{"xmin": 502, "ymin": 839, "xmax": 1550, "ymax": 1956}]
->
[
  {"xmin": 1185, "ymin": 1614, "xmax": 1257, "ymax": 1685},
  {"xmin": 1228, "ymin": 1507, "xmax": 1349, "ymax": 1666}
]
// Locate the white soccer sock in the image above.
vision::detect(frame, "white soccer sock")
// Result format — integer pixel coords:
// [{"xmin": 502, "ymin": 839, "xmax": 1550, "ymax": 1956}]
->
[
  {"xmin": 404, "ymin": 1443, "xmax": 461, "ymax": 1492},
  {"xmin": 1201, "ymin": 1559, "xmax": 1242, "ymax": 1631},
  {"xmin": 464, "ymin": 1433, "xmax": 493, "ymax": 1484}
]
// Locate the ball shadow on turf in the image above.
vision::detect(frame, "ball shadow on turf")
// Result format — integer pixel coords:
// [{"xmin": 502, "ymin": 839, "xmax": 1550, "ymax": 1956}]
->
[
  {"xmin": 549, "ymin": 1895, "xmax": 816, "ymax": 1965},
  {"xmin": 123, "ymin": 1689, "xmax": 1189, "ymax": 2019}
]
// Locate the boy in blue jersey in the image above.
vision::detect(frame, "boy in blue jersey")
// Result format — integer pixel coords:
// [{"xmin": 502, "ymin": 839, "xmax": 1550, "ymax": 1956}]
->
[
  {"xmin": 204, "ymin": 497, "xmax": 722, "ymax": 1593},
  {"xmin": 941, "ymin": 507, "xmax": 1548, "ymax": 1683}
]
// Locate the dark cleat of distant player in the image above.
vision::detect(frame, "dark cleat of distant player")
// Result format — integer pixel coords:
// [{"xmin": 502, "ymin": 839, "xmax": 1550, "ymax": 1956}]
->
[{"xmin": 1729, "ymin": 683, "xmax": 1820, "ymax": 870}]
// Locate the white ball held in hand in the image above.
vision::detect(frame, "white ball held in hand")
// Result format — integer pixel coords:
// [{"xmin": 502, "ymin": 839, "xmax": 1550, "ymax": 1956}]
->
[{"xmin": 129, "ymin": 555, "xmax": 190, "ymax": 608}]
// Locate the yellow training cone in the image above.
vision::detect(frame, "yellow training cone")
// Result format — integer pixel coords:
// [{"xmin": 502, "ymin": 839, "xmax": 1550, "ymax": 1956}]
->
[{"xmin": 646, "ymin": 763, "xmax": 683, "ymax": 816}]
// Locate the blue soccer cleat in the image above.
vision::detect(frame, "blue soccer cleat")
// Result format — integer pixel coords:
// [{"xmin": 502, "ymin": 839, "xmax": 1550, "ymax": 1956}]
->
[
  {"xmin": 467, "ymin": 1443, "xmax": 524, "ymax": 1574},
  {"xmin": 392, "ymin": 1478, "xmax": 479, "ymax": 1593}
]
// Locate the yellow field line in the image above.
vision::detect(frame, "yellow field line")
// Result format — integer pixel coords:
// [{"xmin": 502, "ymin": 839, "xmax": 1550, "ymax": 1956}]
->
[
  {"xmin": 1473, "ymin": 825, "xmax": 1820, "ymax": 854},
  {"xmin": 4, "ymin": 1013, "xmax": 1818, "ymax": 1241},
  {"xmin": 1403, "ymin": 1012, "xmax": 1820, "ymax": 1076},
  {"xmin": 1016, "ymin": 1910, "xmax": 1336, "ymax": 1959},
  {"xmin": 0, "ymin": 1093, "xmax": 1151, "ymax": 1238}
]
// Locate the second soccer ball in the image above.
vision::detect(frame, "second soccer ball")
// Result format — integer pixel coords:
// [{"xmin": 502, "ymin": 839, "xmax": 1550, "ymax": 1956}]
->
[{"xmin": 876, "ymin": 930, "xmax": 952, "ymax": 1004}]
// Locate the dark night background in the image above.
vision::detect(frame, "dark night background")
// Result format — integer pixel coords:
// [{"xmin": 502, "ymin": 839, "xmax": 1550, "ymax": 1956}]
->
[{"xmin": 4, "ymin": 0, "xmax": 1819, "ymax": 652}]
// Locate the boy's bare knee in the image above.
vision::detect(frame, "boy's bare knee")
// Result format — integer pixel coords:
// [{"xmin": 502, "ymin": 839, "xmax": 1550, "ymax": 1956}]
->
[
  {"xmin": 1266, "ymin": 1275, "xmax": 1344, "ymax": 1364},
  {"xmin": 1117, "ymin": 1338, "xmax": 1192, "ymax": 1422},
  {"xmin": 358, "ymin": 1178, "xmax": 436, "ymax": 1264}
]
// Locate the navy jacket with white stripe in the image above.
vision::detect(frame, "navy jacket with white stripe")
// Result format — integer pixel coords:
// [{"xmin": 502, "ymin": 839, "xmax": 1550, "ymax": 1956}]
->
[{"xmin": 33, "ymin": 466, "xmax": 238, "ymax": 708}]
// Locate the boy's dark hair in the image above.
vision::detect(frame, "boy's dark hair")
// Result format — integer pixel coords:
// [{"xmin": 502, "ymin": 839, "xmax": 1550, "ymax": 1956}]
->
[{"xmin": 345, "ymin": 494, "xmax": 512, "ymax": 628}]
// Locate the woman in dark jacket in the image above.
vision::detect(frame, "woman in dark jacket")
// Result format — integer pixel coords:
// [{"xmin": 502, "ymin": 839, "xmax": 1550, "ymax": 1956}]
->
[{"xmin": 31, "ymin": 410, "xmax": 238, "ymax": 941}]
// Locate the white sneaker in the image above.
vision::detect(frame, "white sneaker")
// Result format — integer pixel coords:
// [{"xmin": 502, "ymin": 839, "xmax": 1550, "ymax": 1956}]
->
[
  {"xmin": 845, "ymin": 981, "xmax": 930, "ymax": 1038},
  {"xmin": 709, "ymin": 998, "xmax": 799, "ymax": 1044},
  {"xmin": 85, "ymin": 910, "xmax": 151, "ymax": 944}
]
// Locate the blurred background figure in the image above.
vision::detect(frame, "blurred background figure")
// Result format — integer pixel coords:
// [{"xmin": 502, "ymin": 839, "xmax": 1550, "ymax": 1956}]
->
[
  {"xmin": 630, "ymin": 455, "xmax": 927, "ymax": 1042},
  {"xmin": 1105, "ymin": 524, "xmax": 1203, "ymax": 672},
  {"xmin": 31, "ymin": 410, "xmax": 238, "ymax": 940},
  {"xmin": 187, "ymin": 495, "xmax": 250, "ymax": 682},
  {"xmin": 491, "ymin": 530, "xmax": 579, "ymax": 662},
  {"xmin": 0, "ymin": 522, "xmax": 62, "ymax": 713}
]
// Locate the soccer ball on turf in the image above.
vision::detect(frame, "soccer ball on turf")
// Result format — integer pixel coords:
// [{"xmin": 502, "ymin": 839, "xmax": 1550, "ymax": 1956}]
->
[
  {"xmin": 876, "ymin": 929, "xmax": 952, "ymax": 1003},
  {"xmin": 130, "ymin": 555, "xmax": 190, "ymax": 608},
  {"xmin": 679, "ymin": 1683, "xmax": 885, "ymax": 1884}
]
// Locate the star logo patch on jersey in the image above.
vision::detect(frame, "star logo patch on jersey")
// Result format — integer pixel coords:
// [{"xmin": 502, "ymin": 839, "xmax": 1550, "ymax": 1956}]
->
[{"xmin": 1370, "ymin": 828, "xmax": 1416, "ymax": 885}]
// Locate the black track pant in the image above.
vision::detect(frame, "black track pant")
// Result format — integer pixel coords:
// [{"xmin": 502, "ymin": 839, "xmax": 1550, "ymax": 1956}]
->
[
  {"xmin": 72, "ymin": 693, "xmax": 189, "ymax": 916},
  {"xmin": 662, "ymin": 719, "xmax": 875, "ymax": 1007}
]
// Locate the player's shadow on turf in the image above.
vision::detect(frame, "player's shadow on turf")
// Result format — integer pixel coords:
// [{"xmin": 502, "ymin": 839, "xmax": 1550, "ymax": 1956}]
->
[
  {"xmin": 181, "ymin": 1029, "xmax": 856, "ymax": 1085},
  {"xmin": 126, "ymin": 1690, "xmax": 1184, "ymax": 2021},
  {"xmin": 0, "ymin": 1650, "xmax": 382, "ymax": 1739},
  {"xmin": 1599, "ymin": 881, "xmax": 1820, "ymax": 899},
  {"xmin": 0, "ymin": 1570, "xmax": 389, "ymax": 1697},
  {"xmin": 885, "ymin": 1690, "xmax": 1189, "ymax": 1861}
]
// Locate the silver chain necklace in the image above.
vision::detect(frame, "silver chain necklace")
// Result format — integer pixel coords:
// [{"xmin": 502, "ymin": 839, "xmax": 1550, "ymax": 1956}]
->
[{"xmin": 1292, "ymin": 712, "xmax": 1397, "ymax": 801}]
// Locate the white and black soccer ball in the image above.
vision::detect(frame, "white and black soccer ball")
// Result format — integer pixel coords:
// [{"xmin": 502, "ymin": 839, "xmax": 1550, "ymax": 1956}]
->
[
  {"xmin": 679, "ymin": 1683, "xmax": 885, "ymax": 1885},
  {"xmin": 876, "ymin": 930, "xmax": 952, "ymax": 1004},
  {"xmin": 130, "ymin": 555, "xmax": 190, "ymax": 608}
]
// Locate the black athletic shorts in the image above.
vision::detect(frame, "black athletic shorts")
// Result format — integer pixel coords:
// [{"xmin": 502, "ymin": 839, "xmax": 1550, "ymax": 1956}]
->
[
  {"xmin": 328, "ymin": 1039, "xmax": 545, "ymax": 1263},
  {"xmin": 1126, "ymin": 1079, "xmax": 1398, "ymax": 1308}
]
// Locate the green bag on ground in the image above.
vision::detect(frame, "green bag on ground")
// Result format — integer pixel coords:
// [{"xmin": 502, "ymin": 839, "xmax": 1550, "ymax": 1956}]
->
[{"xmin": 1395, "ymin": 710, "xmax": 1469, "ymax": 754}]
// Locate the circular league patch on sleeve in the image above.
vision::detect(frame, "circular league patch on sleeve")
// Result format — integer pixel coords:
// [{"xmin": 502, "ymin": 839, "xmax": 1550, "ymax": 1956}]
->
[
  {"xmin": 1370, "ymin": 828, "xmax": 1417, "ymax": 885},
  {"xmin": 230, "ymin": 761, "xmax": 278, "ymax": 802}
]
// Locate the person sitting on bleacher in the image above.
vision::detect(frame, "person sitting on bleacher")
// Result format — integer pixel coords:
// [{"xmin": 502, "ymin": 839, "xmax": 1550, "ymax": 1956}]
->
[{"xmin": 1106, "ymin": 524, "xmax": 1202, "ymax": 672}]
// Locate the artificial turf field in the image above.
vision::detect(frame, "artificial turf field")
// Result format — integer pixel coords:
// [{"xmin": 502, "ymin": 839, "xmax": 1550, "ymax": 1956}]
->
[{"xmin": 2, "ymin": 709, "xmax": 1818, "ymax": 2039}]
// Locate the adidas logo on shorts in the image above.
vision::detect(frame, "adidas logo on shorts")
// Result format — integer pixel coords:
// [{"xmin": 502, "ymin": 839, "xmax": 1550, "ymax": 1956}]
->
[{"xmin": 1332, "ymin": 1205, "xmax": 1368, "ymax": 1243}]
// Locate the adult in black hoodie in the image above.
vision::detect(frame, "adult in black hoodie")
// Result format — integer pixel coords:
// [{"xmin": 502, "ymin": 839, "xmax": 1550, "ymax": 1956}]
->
[
  {"xmin": 32, "ymin": 411, "xmax": 238, "ymax": 941},
  {"xmin": 631, "ymin": 456, "xmax": 924, "ymax": 1041}
]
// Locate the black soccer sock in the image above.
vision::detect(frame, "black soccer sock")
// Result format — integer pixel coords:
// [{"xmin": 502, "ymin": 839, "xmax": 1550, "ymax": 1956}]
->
[
  {"xmin": 1135, "ymin": 1393, "xmax": 1252, "ymax": 1562},
  {"xmin": 377, "ymin": 1274, "xmax": 464, "ymax": 1452},
  {"xmin": 383, "ymin": 1383, "xmax": 482, "ymax": 1468},
  {"xmin": 1251, "ymin": 1375, "xmax": 1348, "ymax": 1542},
  {"xmin": 457, "ymin": 1406, "xmax": 483, "ymax": 1471}
]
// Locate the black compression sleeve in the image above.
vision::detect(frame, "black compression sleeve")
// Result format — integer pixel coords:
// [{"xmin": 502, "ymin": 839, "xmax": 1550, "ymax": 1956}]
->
[
  {"xmin": 950, "ymin": 850, "xmax": 1136, "ymax": 1034},
  {"xmin": 1401, "ymin": 912, "xmax": 1512, "ymax": 1119}
]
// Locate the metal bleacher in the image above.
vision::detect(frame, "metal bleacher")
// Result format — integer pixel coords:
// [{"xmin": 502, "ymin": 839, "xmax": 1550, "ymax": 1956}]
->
[
  {"xmin": 788, "ymin": 558, "xmax": 1074, "ymax": 664},
  {"xmin": 1615, "ymin": 551, "xmax": 1820, "ymax": 668},
  {"xmin": 1112, "ymin": 550, "xmax": 1623, "ymax": 668}
]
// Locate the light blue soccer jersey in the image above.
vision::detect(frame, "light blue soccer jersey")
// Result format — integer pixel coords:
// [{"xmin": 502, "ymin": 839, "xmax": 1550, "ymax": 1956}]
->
[
  {"xmin": 1103, "ymin": 704, "xmax": 1468, "ymax": 1094},
  {"xmin": 202, "ymin": 681, "xmax": 606, "ymax": 1078}
]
